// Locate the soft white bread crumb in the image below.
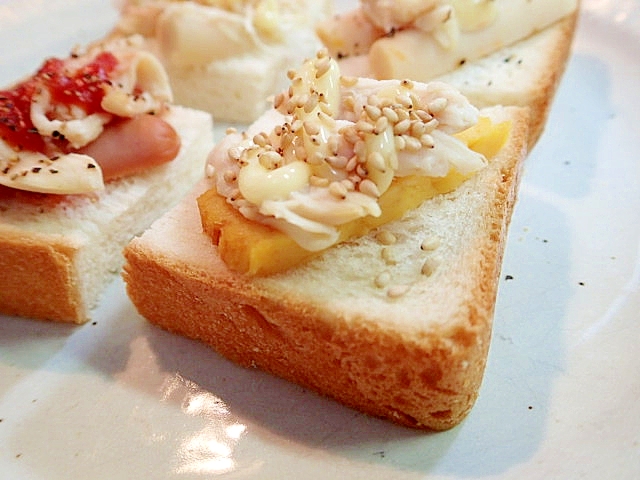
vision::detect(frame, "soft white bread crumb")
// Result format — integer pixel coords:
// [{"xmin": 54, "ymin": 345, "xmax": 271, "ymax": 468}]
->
[
  {"xmin": 435, "ymin": 14, "xmax": 578, "ymax": 146},
  {"xmin": 123, "ymin": 105, "xmax": 529, "ymax": 430},
  {"xmin": 112, "ymin": 0, "xmax": 332, "ymax": 122},
  {"xmin": 0, "ymin": 106, "xmax": 214, "ymax": 323}
]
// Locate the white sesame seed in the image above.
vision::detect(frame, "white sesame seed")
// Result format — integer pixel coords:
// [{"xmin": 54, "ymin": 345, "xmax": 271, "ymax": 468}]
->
[
  {"xmin": 340, "ymin": 76, "xmax": 358, "ymax": 87},
  {"xmin": 394, "ymin": 135, "xmax": 406, "ymax": 150},
  {"xmin": 424, "ymin": 118, "xmax": 439, "ymax": 132},
  {"xmin": 346, "ymin": 155, "xmax": 359, "ymax": 172},
  {"xmin": 396, "ymin": 108, "xmax": 410, "ymax": 121},
  {"xmin": 281, "ymin": 132, "xmax": 295, "ymax": 151},
  {"xmin": 348, "ymin": 174, "xmax": 361, "ymax": 186},
  {"xmin": 428, "ymin": 97, "xmax": 448, "ymax": 113},
  {"xmin": 292, "ymin": 94, "xmax": 308, "ymax": 109},
  {"xmin": 374, "ymin": 116, "xmax": 389, "ymax": 134},
  {"xmin": 367, "ymin": 94, "xmax": 382, "ymax": 108},
  {"xmin": 319, "ymin": 102, "xmax": 334, "ymax": 116},
  {"xmin": 228, "ymin": 188, "xmax": 242, "ymax": 202},
  {"xmin": 396, "ymin": 93, "xmax": 413, "ymax": 109},
  {"xmin": 228, "ymin": 147, "xmax": 243, "ymax": 161},
  {"xmin": 410, "ymin": 121, "xmax": 426, "ymax": 138},
  {"xmin": 404, "ymin": 135, "xmax": 423, "ymax": 152},
  {"xmin": 382, "ymin": 106, "xmax": 399, "ymax": 123},
  {"xmin": 327, "ymin": 155, "xmax": 348, "ymax": 169},
  {"xmin": 374, "ymin": 271, "xmax": 392, "ymax": 288},
  {"xmin": 223, "ymin": 169, "xmax": 237, "ymax": 183},
  {"xmin": 327, "ymin": 135, "xmax": 340, "ymax": 155},
  {"xmin": 401, "ymin": 79, "xmax": 414, "ymax": 89},
  {"xmin": 341, "ymin": 179, "xmax": 355, "ymax": 191},
  {"xmin": 304, "ymin": 95, "xmax": 319, "ymax": 113},
  {"xmin": 420, "ymin": 133, "xmax": 435, "ymax": 148},
  {"xmin": 414, "ymin": 109, "xmax": 433, "ymax": 122},
  {"xmin": 273, "ymin": 93, "xmax": 286, "ymax": 109},
  {"xmin": 342, "ymin": 126, "xmax": 361, "ymax": 145},
  {"xmin": 259, "ymin": 151, "xmax": 283, "ymax": 169},
  {"xmin": 387, "ymin": 284, "xmax": 410, "ymax": 298},
  {"xmin": 359, "ymin": 178, "xmax": 381, "ymax": 198},
  {"xmin": 379, "ymin": 97, "xmax": 394, "ymax": 109},
  {"xmin": 381, "ymin": 246, "xmax": 399, "ymax": 265},
  {"xmin": 354, "ymin": 139, "xmax": 367, "ymax": 159},
  {"xmin": 329, "ymin": 181, "xmax": 348, "ymax": 199},
  {"xmin": 376, "ymin": 230, "xmax": 397, "ymax": 245},
  {"xmin": 309, "ymin": 151, "xmax": 325, "ymax": 165},
  {"xmin": 367, "ymin": 151, "xmax": 386, "ymax": 171},
  {"xmin": 253, "ymin": 132, "xmax": 269, "ymax": 147},
  {"xmin": 420, "ymin": 237, "xmax": 440, "ymax": 251},
  {"xmin": 303, "ymin": 120, "xmax": 321, "ymax": 136},
  {"xmin": 393, "ymin": 118, "xmax": 411, "ymax": 135},
  {"xmin": 364, "ymin": 104, "xmax": 382, "ymax": 120},
  {"xmin": 319, "ymin": 110, "xmax": 336, "ymax": 128},
  {"xmin": 315, "ymin": 56, "xmax": 331, "ymax": 77},
  {"xmin": 343, "ymin": 96, "xmax": 356, "ymax": 112},
  {"xmin": 310, "ymin": 175, "xmax": 330, "ymax": 187},
  {"xmin": 291, "ymin": 119, "xmax": 303, "ymax": 132},
  {"xmin": 355, "ymin": 120, "xmax": 374, "ymax": 134},
  {"xmin": 421, "ymin": 258, "xmax": 438, "ymax": 276}
]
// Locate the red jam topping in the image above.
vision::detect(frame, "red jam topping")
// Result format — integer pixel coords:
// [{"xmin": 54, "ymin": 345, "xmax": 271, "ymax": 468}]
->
[{"xmin": 0, "ymin": 52, "xmax": 119, "ymax": 153}]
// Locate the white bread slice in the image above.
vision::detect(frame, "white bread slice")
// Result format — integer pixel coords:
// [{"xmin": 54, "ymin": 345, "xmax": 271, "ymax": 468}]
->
[
  {"xmin": 0, "ymin": 106, "xmax": 213, "ymax": 324},
  {"xmin": 123, "ymin": 104, "xmax": 529, "ymax": 430},
  {"xmin": 434, "ymin": 13, "xmax": 578, "ymax": 147},
  {"xmin": 110, "ymin": 0, "xmax": 332, "ymax": 122}
]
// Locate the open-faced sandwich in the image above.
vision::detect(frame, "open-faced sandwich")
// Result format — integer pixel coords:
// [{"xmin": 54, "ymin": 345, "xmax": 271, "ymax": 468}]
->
[
  {"xmin": 110, "ymin": 0, "xmax": 332, "ymax": 122},
  {"xmin": 123, "ymin": 50, "xmax": 530, "ymax": 429},
  {"xmin": 0, "ymin": 37, "xmax": 213, "ymax": 323},
  {"xmin": 317, "ymin": 0, "xmax": 580, "ymax": 144}
]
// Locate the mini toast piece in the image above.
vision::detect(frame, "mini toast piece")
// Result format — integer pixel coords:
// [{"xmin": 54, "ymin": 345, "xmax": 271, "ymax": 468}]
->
[
  {"xmin": 111, "ymin": 0, "xmax": 332, "ymax": 122},
  {"xmin": 123, "ymin": 105, "xmax": 528, "ymax": 430},
  {"xmin": 0, "ymin": 106, "xmax": 213, "ymax": 323},
  {"xmin": 330, "ymin": 4, "xmax": 579, "ymax": 146},
  {"xmin": 435, "ymin": 13, "xmax": 578, "ymax": 147}
]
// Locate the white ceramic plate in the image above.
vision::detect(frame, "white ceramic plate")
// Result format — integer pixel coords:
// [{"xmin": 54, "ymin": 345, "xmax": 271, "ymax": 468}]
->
[{"xmin": 1, "ymin": 1, "xmax": 639, "ymax": 478}]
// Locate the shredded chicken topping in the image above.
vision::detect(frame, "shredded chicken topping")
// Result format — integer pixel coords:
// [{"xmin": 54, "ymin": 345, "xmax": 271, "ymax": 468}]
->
[{"xmin": 206, "ymin": 50, "xmax": 486, "ymax": 251}]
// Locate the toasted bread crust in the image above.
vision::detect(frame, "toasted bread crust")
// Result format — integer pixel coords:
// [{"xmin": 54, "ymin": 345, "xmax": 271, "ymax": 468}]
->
[
  {"xmin": 123, "ymin": 106, "xmax": 529, "ymax": 429},
  {"xmin": 0, "ymin": 107, "xmax": 213, "ymax": 323},
  {"xmin": 0, "ymin": 227, "xmax": 82, "ymax": 322}
]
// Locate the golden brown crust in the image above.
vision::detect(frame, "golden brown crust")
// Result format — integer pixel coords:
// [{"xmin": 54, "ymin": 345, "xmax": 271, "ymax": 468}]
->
[
  {"xmin": 123, "ymin": 107, "xmax": 530, "ymax": 430},
  {"xmin": 0, "ymin": 106, "xmax": 213, "ymax": 324},
  {"xmin": 124, "ymin": 255, "xmax": 491, "ymax": 428},
  {"xmin": 0, "ymin": 226, "xmax": 84, "ymax": 322}
]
